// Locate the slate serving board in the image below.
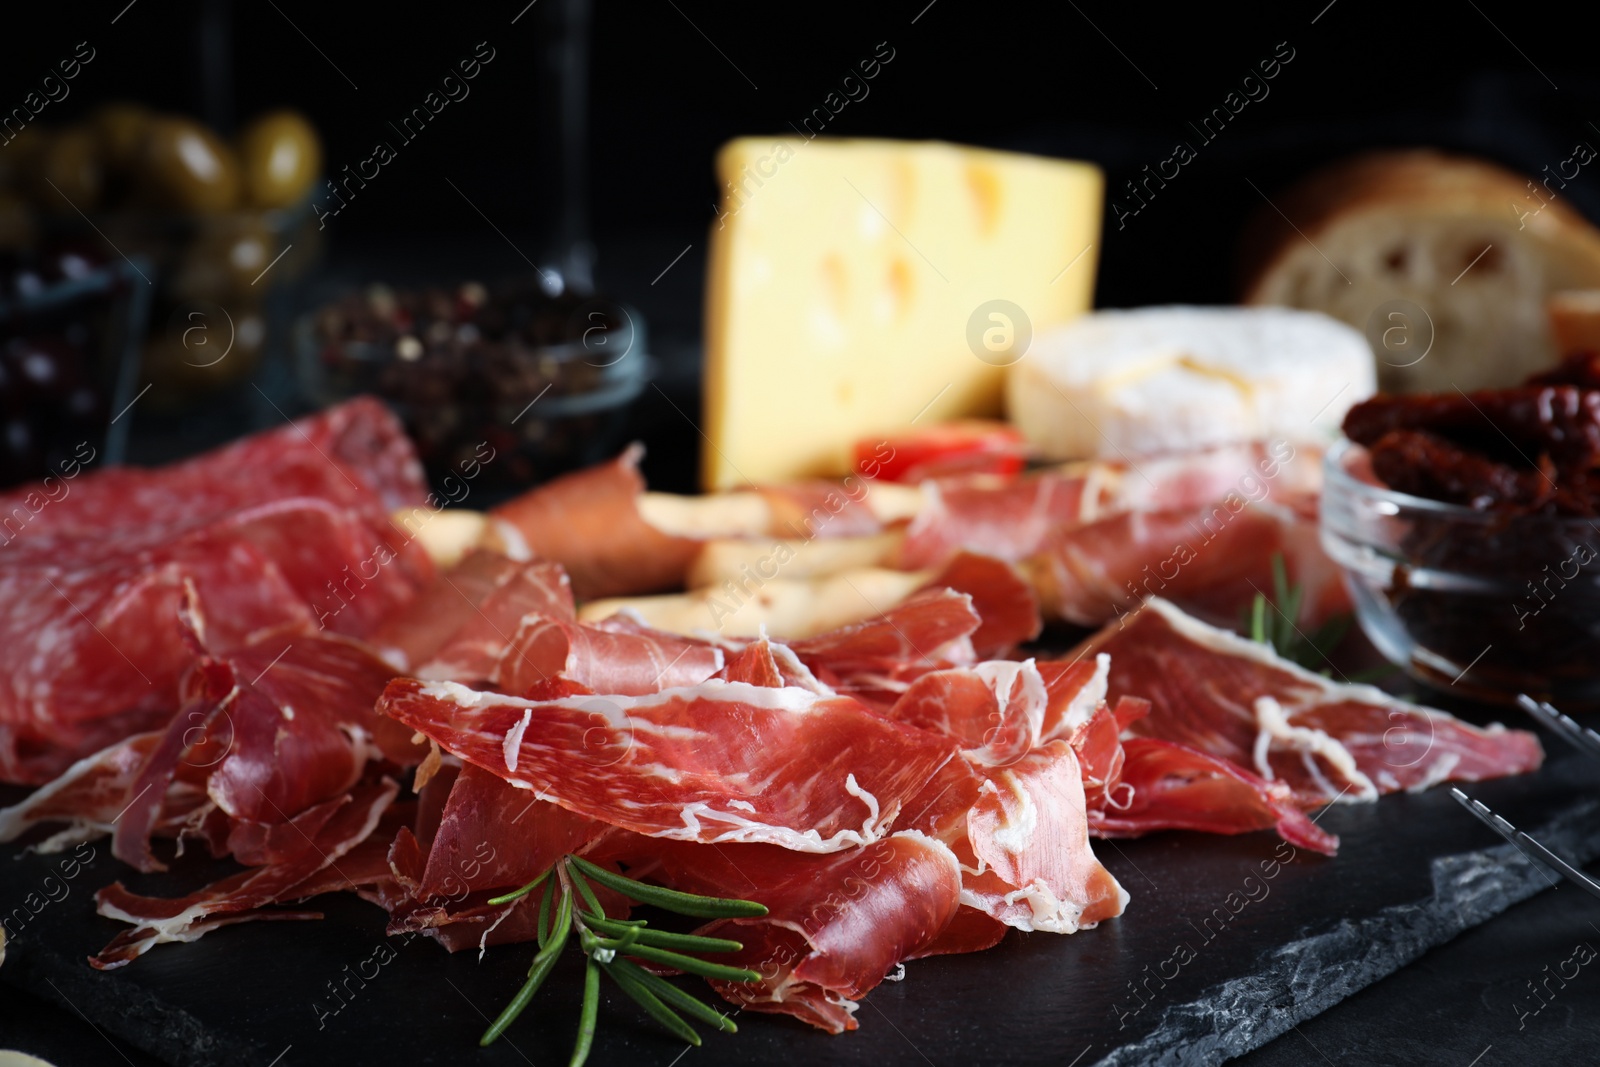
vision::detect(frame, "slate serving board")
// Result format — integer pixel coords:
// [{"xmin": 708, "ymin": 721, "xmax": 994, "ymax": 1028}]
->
[{"xmin": 2, "ymin": 707, "xmax": 1593, "ymax": 1067}]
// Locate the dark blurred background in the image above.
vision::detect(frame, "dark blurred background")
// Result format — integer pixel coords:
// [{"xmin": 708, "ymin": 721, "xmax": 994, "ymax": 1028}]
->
[{"xmin": 1, "ymin": 0, "xmax": 1596, "ymax": 491}]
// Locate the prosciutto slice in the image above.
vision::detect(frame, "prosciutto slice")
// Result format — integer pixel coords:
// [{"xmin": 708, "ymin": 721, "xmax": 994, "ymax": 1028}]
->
[
  {"xmin": 493, "ymin": 611, "xmax": 725, "ymax": 698},
  {"xmin": 366, "ymin": 551, "xmax": 560, "ymax": 675},
  {"xmin": 91, "ymin": 778, "xmax": 398, "ymax": 968},
  {"xmin": 0, "ymin": 399, "xmax": 431, "ymax": 784},
  {"xmin": 1092, "ymin": 738, "xmax": 1339, "ymax": 856},
  {"xmin": 488, "ymin": 442, "xmax": 700, "ymax": 598},
  {"xmin": 1075, "ymin": 598, "xmax": 1544, "ymax": 804},
  {"xmin": 110, "ymin": 615, "xmax": 417, "ymax": 872},
  {"xmin": 379, "ymin": 677, "xmax": 959, "ymax": 853},
  {"xmin": 896, "ymin": 442, "xmax": 1322, "ymax": 569},
  {"xmin": 959, "ymin": 740, "xmax": 1128, "ymax": 934},
  {"xmin": 1024, "ymin": 495, "xmax": 1347, "ymax": 630},
  {"xmin": 636, "ymin": 832, "xmax": 963, "ymax": 1034}
]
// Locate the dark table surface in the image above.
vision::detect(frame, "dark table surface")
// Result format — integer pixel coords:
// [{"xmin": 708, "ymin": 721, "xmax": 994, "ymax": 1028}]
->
[{"xmin": 6, "ymin": 236, "xmax": 1600, "ymax": 1066}]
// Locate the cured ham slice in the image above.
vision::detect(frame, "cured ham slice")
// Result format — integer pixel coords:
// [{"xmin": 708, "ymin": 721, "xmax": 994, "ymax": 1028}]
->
[
  {"xmin": 1024, "ymin": 495, "xmax": 1348, "ymax": 629},
  {"xmin": 885, "ymin": 661, "xmax": 1049, "ymax": 768},
  {"xmin": 379, "ymin": 677, "xmax": 958, "ymax": 853},
  {"xmin": 91, "ymin": 778, "xmax": 398, "ymax": 968},
  {"xmin": 112, "ymin": 609, "xmax": 418, "ymax": 871},
  {"xmin": 1075, "ymin": 598, "xmax": 1544, "ymax": 804},
  {"xmin": 637, "ymin": 832, "xmax": 963, "ymax": 1034},
  {"xmin": 0, "ymin": 400, "xmax": 432, "ymax": 785},
  {"xmin": 960, "ymin": 740, "xmax": 1128, "ymax": 934},
  {"xmin": 414, "ymin": 560, "xmax": 576, "ymax": 683},
  {"xmin": 415, "ymin": 764, "xmax": 606, "ymax": 900},
  {"xmin": 898, "ymin": 472, "xmax": 1094, "ymax": 569},
  {"xmin": 1, "ymin": 397, "xmax": 424, "ymax": 540},
  {"xmin": 714, "ymin": 638, "xmax": 831, "ymax": 692},
  {"xmin": 367, "ymin": 549, "xmax": 532, "ymax": 673},
  {"xmin": 488, "ymin": 442, "xmax": 700, "ymax": 598},
  {"xmin": 921, "ymin": 552, "xmax": 1041, "ymax": 656},
  {"xmin": 0, "ymin": 733, "xmax": 208, "ymax": 851},
  {"xmin": 1091, "ymin": 738, "xmax": 1339, "ymax": 856},
  {"xmin": 896, "ymin": 442, "xmax": 1322, "ymax": 569},
  {"xmin": 493, "ymin": 611, "xmax": 725, "ymax": 698},
  {"xmin": 789, "ymin": 587, "xmax": 979, "ymax": 680}
]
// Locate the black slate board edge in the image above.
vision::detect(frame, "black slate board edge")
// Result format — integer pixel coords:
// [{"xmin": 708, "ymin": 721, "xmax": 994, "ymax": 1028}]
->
[
  {"xmin": 1093, "ymin": 797, "xmax": 1600, "ymax": 1067},
  {"xmin": 6, "ymin": 944, "xmax": 252, "ymax": 1065}
]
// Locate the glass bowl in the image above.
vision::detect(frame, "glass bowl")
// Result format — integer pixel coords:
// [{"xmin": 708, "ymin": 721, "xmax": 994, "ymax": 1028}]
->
[
  {"xmin": 1320, "ymin": 437, "xmax": 1600, "ymax": 708},
  {"xmin": 295, "ymin": 280, "xmax": 650, "ymax": 496}
]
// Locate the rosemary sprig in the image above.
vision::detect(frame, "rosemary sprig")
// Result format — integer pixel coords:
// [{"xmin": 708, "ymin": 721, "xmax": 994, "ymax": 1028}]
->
[
  {"xmin": 479, "ymin": 854, "xmax": 767, "ymax": 1063},
  {"xmin": 1245, "ymin": 553, "xmax": 1353, "ymax": 673}
]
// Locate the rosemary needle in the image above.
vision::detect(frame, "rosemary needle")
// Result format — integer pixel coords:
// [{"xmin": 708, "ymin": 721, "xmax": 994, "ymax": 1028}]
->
[
  {"xmin": 478, "ymin": 855, "xmax": 765, "ymax": 1057},
  {"xmin": 571, "ymin": 958, "xmax": 600, "ymax": 1067},
  {"xmin": 568, "ymin": 855, "xmax": 768, "ymax": 918},
  {"xmin": 608, "ymin": 958, "xmax": 741, "ymax": 1033},
  {"xmin": 603, "ymin": 959, "xmax": 702, "ymax": 1046},
  {"xmin": 583, "ymin": 913, "xmax": 744, "ymax": 954},
  {"xmin": 571, "ymin": 869, "xmax": 607, "ymax": 919},
  {"xmin": 488, "ymin": 868, "xmax": 550, "ymax": 907}
]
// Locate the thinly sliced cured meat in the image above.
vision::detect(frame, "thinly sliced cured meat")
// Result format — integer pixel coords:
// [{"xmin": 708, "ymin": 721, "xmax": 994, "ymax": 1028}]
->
[
  {"xmin": 640, "ymin": 832, "xmax": 963, "ymax": 1034},
  {"xmin": 379, "ymin": 677, "xmax": 959, "ymax": 853},
  {"xmin": 488, "ymin": 442, "xmax": 700, "ymax": 599},
  {"xmin": 416, "ymin": 763, "xmax": 607, "ymax": 900},
  {"xmin": 92, "ymin": 778, "xmax": 398, "ymax": 968},
  {"xmin": 1091, "ymin": 440, "xmax": 1322, "ymax": 515},
  {"xmin": 1075, "ymin": 598, "xmax": 1543, "ymax": 804},
  {"xmin": 113, "ymin": 613, "xmax": 418, "ymax": 871},
  {"xmin": 414, "ymin": 560, "xmax": 575, "ymax": 684},
  {"xmin": 1091, "ymin": 738, "xmax": 1338, "ymax": 856},
  {"xmin": 0, "ymin": 733, "xmax": 209, "ymax": 851},
  {"xmin": 367, "ymin": 549, "xmax": 530, "ymax": 673},
  {"xmin": 1037, "ymin": 653, "xmax": 1111, "ymax": 744},
  {"xmin": 1024, "ymin": 495, "xmax": 1348, "ymax": 629},
  {"xmin": 789, "ymin": 587, "xmax": 979, "ymax": 679},
  {"xmin": 922, "ymin": 552, "xmax": 1041, "ymax": 656},
  {"xmin": 0, "ymin": 397, "xmax": 424, "ymax": 539},
  {"xmin": 885, "ymin": 661, "xmax": 1048, "ymax": 768},
  {"xmin": 713, "ymin": 638, "xmax": 831, "ymax": 693},
  {"xmin": 493, "ymin": 610, "xmax": 724, "ymax": 698},
  {"xmin": 898, "ymin": 471, "xmax": 1093, "ymax": 568},
  {"xmin": 1070, "ymin": 694, "xmax": 1147, "ymax": 812},
  {"xmin": 0, "ymin": 401, "xmax": 432, "ymax": 785},
  {"xmin": 961, "ymin": 740, "xmax": 1127, "ymax": 934},
  {"xmin": 895, "ymin": 442, "xmax": 1321, "ymax": 569}
]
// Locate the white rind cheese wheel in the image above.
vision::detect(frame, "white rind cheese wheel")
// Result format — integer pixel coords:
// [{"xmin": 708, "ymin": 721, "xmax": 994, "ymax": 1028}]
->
[{"xmin": 1006, "ymin": 305, "xmax": 1375, "ymax": 461}]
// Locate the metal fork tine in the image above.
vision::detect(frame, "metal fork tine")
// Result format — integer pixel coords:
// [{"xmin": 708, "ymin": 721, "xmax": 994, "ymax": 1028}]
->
[
  {"xmin": 1450, "ymin": 788, "xmax": 1600, "ymax": 901},
  {"xmin": 1515, "ymin": 693, "xmax": 1600, "ymax": 761}
]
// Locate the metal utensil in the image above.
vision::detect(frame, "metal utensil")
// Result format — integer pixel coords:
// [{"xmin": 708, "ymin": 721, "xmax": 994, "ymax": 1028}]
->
[
  {"xmin": 1449, "ymin": 787, "xmax": 1600, "ymax": 900},
  {"xmin": 1516, "ymin": 693, "xmax": 1600, "ymax": 762}
]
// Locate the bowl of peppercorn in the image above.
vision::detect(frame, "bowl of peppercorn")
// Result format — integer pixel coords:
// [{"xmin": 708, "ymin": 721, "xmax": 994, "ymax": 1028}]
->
[
  {"xmin": 298, "ymin": 277, "xmax": 650, "ymax": 495},
  {"xmin": 1321, "ymin": 356, "xmax": 1600, "ymax": 709}
]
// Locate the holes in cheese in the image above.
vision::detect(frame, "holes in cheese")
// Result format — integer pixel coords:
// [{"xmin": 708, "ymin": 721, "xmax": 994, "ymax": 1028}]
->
[{"xmin": 702, "ymin": 137, "xmax": 1102, "ymax": 489}]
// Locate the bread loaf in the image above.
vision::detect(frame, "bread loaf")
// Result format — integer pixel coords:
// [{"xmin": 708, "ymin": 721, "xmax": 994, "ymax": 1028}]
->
[{"xmin": 1239, "ymin": 149, "xmax": 1600, "ymax": 392}]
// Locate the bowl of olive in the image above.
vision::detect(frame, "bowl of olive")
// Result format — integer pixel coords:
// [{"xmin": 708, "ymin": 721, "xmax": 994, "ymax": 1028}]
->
[{"xmin": 0, "ymin": 103, "xmax": 324, "ymax": 407}]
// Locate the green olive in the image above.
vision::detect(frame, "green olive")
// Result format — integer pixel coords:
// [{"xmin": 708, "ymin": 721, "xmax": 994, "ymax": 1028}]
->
[
  {"xmin": 137, "ymin": 117, "xmax": 241, "ymax": 213},
  {"xmin": 36, "ymin": 126, "xmax": 103, "ymax": 212},
  {"xmin": 91, "ymin": 102, "xmax": 154, "ymax": 174},
  {"xmin": 237, "ymin": 110, "xmax": 320, "ymax": 209}
]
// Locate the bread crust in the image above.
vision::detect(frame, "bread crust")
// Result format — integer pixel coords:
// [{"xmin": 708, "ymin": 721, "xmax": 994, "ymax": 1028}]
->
[{"xmin": 1238, "ymin": 149, "xmax": 1600, "ymax": 300}]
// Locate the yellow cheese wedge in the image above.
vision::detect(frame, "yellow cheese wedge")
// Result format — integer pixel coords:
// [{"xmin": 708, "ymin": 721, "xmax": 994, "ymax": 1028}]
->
[{"xmin": 702, "ymin": 137, "xmax": 1102, "ymax": 490}]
